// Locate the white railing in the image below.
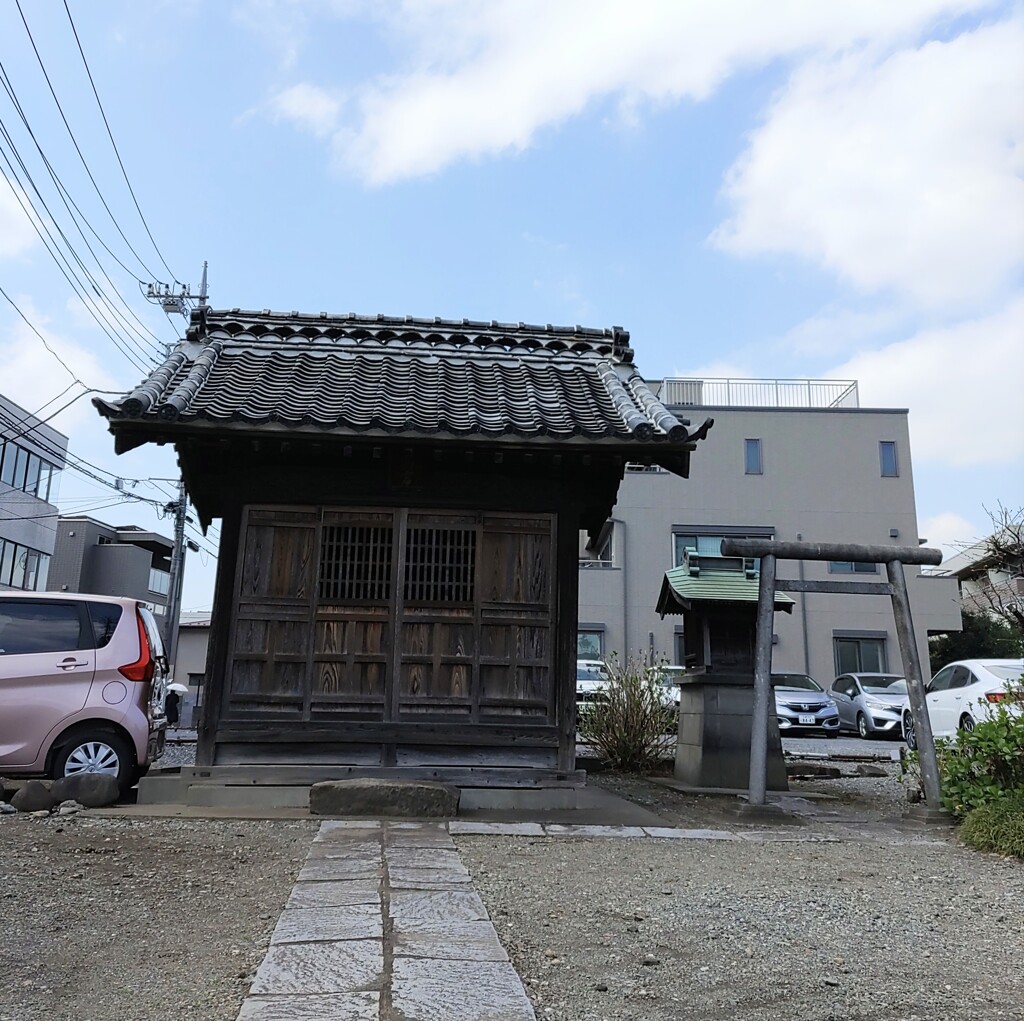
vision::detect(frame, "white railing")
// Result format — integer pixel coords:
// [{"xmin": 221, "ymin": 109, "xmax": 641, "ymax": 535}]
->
[{"xmin": 662, "ymin": 378, "xmax": 859, "ymax": 409}]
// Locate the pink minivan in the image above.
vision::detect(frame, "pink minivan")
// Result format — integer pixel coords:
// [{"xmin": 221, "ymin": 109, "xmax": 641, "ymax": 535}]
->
[{"xmin": 0, "ymin": 593, "xmax": 167, "ymax": 791}]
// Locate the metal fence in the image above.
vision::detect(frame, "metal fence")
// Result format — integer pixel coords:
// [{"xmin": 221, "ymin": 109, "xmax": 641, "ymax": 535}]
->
[{"xmin": 661, "ymin": 378, "xmax": 859, "ymax": 409}]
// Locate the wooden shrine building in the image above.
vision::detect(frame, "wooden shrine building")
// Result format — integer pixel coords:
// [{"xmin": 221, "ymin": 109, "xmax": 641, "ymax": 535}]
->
[{"xmin": 95, "ymin": 308, "xmax": 712, "ymax": 786}]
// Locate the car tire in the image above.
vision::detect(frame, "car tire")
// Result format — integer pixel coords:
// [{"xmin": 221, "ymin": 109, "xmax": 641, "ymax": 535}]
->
[
  {"xmin": 959, "ymin": 714, "xmax": 976, "ymax": 734},
  {"xmin": 903, "ymin": 712, "xmax": 917, "ymax": 751},
  {"xmin": 856, "ymin": 713, "xmax": 871, "ymax": 740},
  {"xmin": 51, "ymin": 730, "xmax": 135, "ymax": 793}
]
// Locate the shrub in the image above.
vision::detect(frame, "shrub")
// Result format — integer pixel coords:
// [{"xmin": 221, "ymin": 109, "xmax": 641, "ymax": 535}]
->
[
  {"xmin": 929, "ymin": 674, "xmax": 1024, "ymax": 819},
  {"xmin": 960, "ymin": 792, "xmax": 1024, "ymax": 858},
  {"xmin": 578, "ymin": 655, "xmax": 675, "ymax": 772}
]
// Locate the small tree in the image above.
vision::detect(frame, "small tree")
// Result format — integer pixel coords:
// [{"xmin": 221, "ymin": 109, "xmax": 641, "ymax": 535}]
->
[
  {"xmin": 577, "ymin": 654, "xmax": 674, "ymax": 772},
  {"xmin": 930, "ymin": 608, "xmax": 1024, "ymax": 671}
]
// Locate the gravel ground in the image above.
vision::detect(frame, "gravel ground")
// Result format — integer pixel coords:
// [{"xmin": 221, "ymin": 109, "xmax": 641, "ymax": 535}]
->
[
  {"xmin": 0, "ymin": 814, "xmax": 316, "ymax": 1021},
  {"xmin": 458, "ymin": 835, "xmax": 1024, "ymax": 1021}
]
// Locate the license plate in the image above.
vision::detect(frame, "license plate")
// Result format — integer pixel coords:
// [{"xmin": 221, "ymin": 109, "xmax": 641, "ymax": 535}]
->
[{"xmin": 798, "ymin": 714, "xmax": 816, "ymax": 725}]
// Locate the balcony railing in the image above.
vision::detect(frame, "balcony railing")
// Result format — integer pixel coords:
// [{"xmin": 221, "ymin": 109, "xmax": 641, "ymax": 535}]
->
[{"xmin": 661, "ymin": 378, "xmax": 859, "ymax": 409}]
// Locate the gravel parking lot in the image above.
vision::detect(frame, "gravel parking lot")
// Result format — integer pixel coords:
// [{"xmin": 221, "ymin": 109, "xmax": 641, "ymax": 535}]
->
[
  {"xmin": 459, "ymin": 834, "xmax": 1024, "ymax": 1021},
  {"xmin": 0, "ymin": 814, "xmax": 315, "ymax": 1021}
]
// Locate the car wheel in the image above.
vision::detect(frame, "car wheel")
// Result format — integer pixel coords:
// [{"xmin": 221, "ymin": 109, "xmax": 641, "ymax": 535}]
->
[
  {"xmin": 959, "ymin": 714, "xmax": 976, "ymax": 734},
  {"xmin": 857, "ymin": 713, "xmax": 871, "ymax": 740},
  {"xmin": 52, "ymin": 731, "xmax": 134, "ymax": 793},
  {"xmin": 903, "ymin": 712, "xmax": 917, "ymax": 751}
]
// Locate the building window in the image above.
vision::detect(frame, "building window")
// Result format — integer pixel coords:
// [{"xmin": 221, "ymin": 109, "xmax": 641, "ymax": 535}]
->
[
  {"xmin": 0, "ymin": 539, "xmax": 51, "ymax": 591},
  {"xmin": 0, "ymin": 440, "xmax": 59, "ymax": 500},
  {"xmin": 834, "ymin": 636, "xmax": 887, "ymax": 674},
  {"xmin": 879, "ymin": 440, "xmax": 898, "ymax": 477},
  {"xmin": 577, "ymin": 629, "xmax": 604, "ymax": 659},
  {"xmin": 148, "ymin": 567, "xmax": 171, "ymax": 595},
  {"xmin": 744, "ymin": 438, "xmax": 763, "ymax": 475},
  {"xmin": 672, "ymin": 529, "xmax": 772, "ymax": 571},
  {"xmin": 828, "ymin": 561, "xmax": 879, "ymax": 574}
]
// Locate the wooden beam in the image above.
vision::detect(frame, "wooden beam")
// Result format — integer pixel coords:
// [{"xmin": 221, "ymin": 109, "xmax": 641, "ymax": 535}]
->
[{"xmin": 775, "ymin": 579, "xmax": 895, "ymax": 596}]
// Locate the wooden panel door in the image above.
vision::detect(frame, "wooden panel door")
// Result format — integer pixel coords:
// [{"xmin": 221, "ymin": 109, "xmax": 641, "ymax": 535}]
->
[{"xmin": 226, "ymin": 508, "xmax": 317, "ymax": 717}]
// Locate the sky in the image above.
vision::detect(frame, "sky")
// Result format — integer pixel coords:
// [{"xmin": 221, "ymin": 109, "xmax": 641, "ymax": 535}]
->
[{"xmin": 0, "ymin": 0, "xmax": 1021, "ymax": 612}]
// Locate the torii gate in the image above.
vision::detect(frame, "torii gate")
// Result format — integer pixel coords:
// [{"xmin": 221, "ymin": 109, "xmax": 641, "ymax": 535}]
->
[{"xmin": 721, "ymin": 538, "xmax": 946, "ymax": 816}]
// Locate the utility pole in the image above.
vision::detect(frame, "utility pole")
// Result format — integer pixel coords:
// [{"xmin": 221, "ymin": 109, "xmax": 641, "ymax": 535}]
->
[{"xmin": 163, "ymin": 478, "xmax": 188, "ymax": 676}]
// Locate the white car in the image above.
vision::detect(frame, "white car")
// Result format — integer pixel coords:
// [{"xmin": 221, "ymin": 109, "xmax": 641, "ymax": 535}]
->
[
  {"xmin": 902, "ymin": 658, "xmax": 1024, "ymax": 750},
  {"xmin": 576, "ymin": 659, "xmax": 610, "ymax": 712}
]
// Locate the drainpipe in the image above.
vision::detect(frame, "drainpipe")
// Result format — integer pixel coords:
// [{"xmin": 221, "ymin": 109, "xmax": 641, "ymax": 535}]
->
[{"xmin": 797, "ymin": 532, "xmax": 811, "ymax": 675}]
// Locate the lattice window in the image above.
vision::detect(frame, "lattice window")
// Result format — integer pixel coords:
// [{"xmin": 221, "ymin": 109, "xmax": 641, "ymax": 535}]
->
[
  {"xmin": 319, "ymin": 525, "xmax": 393, "ymax": 602},
  {"xmin": 404, "ymin": 527, "xmax": 476, "ymax": 604}
]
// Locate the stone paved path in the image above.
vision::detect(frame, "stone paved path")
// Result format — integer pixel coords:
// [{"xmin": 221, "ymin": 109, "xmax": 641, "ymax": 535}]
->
[
  {"xmin": 236, "ymin": 818, "xmax": 947, "ymax": 1020},
  {"xmin": 236, "ymin": 821, "xmax": 536, "ymax": 1020}
]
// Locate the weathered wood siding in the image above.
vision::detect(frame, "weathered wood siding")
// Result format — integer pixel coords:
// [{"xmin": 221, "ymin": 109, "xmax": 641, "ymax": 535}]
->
[{"xmin": 216, "ymin": 505, "xmax": 559, "ymax": 767}]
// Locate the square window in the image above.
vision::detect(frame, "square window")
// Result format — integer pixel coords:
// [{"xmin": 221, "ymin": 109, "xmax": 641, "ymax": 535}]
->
[
  {"xmin": 879, "ymin": 440, "xmax": 898, "ymax": 477},
  {"xmin": 834, "ymin": 637, "xmax": 887, "ymax": 674},
  {"xmin": 577, "ymin": 630, "xmax": 603, "ymax": 659},
  {"xmin": 744, "ymin": 438, "xmax": 763, "ymax": 475}
]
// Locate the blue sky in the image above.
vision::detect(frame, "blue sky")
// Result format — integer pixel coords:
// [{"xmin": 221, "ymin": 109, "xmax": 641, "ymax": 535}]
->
[{"xmin": 1, "ymin": 0, "xmax": 1021, "ymax": 610}]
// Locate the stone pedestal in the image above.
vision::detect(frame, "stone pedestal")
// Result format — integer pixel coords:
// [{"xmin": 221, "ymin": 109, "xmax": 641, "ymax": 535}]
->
[{"xmin": 674, "ymin": 674, "xmax": 788, "ymax": 791}]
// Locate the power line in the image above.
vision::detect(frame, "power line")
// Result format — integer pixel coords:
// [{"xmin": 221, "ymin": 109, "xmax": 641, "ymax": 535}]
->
[
  {"xmin": 62, "ymin": 0, "xmax": 181, "ymax": 285},
  {"xmin": 14, "ymin": 0, "xmax": 164, "ymax": 283},
  {"xmin": 0, "ymin": 63, "xmax": 171, "ymax": 353},
  {"xmin": 0, "ymin": 284, "xmax": 84, "ymax": 384},
  {"xmin": 0, "ymin": 138, "xmax": 155, "ymax": 371}
]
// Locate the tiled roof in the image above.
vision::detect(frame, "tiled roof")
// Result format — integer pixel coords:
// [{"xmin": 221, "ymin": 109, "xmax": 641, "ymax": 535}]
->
[
  {"xmin": 95, "ymin": 308, "xmax": 712, "ymax": 459},
  {"xmin": 657, "ymin": 566, "xmax": 795, "ymax": 615}
]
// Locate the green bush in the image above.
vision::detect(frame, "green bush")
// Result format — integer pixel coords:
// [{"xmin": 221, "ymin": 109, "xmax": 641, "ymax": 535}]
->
[
  {"xmin": 960, "ymin": 792, "xmax": 1024, "ymax": 858},
  {"xmin": 578, "ymin": 655, "xmax": 675, "ymax": 772},
  {"xmin": 931, "ymin": 675, "xmax": 1024, "ymax": 818}
]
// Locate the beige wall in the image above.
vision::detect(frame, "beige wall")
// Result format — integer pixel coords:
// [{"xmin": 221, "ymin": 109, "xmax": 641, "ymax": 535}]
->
[{"xmin": 579, "ymin": 406, "xmax": 961, "ymax": 683}]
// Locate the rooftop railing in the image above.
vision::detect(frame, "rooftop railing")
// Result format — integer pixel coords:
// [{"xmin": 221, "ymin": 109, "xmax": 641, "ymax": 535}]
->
[{"xmin": 661, "ymin": 378, "xmax": 859, "ymax": 409}]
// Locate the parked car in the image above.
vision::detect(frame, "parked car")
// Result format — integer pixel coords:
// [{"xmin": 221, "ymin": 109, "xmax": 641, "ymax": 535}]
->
[
  {"xmin": 830, "ymin": 672, "xmax": 908, "ymax": 739},
  {"xmin": 576, "ymin": 659, "xmax": 610, "ymax": 714},
  {"xmin": 902, "ymin": 658, "xmax": 1024, "ymax": 751},
  {"xmin": 0, "ymin": 593, "xmax": 168, "ymax": 792},
  {"xmin": 770, "ymin": 673, "xmax": 840, "ymax": 738}
]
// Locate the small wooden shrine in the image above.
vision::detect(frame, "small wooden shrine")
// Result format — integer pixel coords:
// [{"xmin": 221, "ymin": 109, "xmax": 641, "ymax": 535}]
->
[{"xmin": 96, "ymin": 308, "xmax": 711, "ymax": 786}]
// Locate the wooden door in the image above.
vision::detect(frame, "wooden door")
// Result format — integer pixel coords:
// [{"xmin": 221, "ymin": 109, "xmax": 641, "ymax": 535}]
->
[{"xmin": 225, "ymin": 506, "xmax": 556, "ymax": 726}]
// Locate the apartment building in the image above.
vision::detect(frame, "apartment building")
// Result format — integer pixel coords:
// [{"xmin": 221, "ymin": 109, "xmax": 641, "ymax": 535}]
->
[
  {"xmin": 578, "ymin": 378, "xmax": 962, "ymax": 685},
  {"xmin": 48, "ymin": 517, "xmax": 174, "ymax": 618},
  {"xmin": 0, "ymin": 392, "xmax": 68, "ymax": 591}
]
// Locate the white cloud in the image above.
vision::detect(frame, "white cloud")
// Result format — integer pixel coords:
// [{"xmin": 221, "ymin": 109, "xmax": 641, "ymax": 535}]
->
[
  {"xmin": 262, "ymin": 0, "xmax": 992, "ymax": 184},
  {"xmin": 0, "ymin": 298, "xmax": 125, "ymax": 438},
  {"xmin": 920, "ymin": 511, "xmax": 982, "ymax": 557},
  {"xmin": 268, "ymin": 82, "xmax": 343, "ymax": 137},
  {"xmin": 712, "ymin": 18, "xmax": 1024, "ymax": 309},
  {"xmin": 781, "ymin": 305, "xmax": 909, "ymax": 357},
  {"xmin": 830, "ymin": 294, "xmax": 1024, "ymax": 468},
  {"xmin": 0, "ymin": 183, "xmax": 42, "ymax": 260}
]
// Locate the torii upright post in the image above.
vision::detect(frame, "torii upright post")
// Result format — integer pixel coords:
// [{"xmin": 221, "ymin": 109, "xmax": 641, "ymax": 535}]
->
[{"xmin": 748, "ymin": 553, "xmax": 778, "ymax": 807}]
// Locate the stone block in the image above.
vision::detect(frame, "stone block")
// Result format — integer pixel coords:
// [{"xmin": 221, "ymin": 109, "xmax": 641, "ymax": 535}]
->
[
  {"xmin": 309, "ymin": 778, "xmax": 460, "ymax": 818},
  {"xmin": 286, "ymin": 880, "xmax": 380, "ymax": 910},
  {"xmin": 11, "ymin": 780, "xmax": 55, "ymax": 813},
  {"xmin": 249, "ymin": 940, "xmax": 384, "ymax": 995},
  {"xmin": 51, "ymin": 773, "xmax": 120, "ymax": 807},
  {"xmin": 391, "ymin": 959, "xmax": 534, "ymax": 1020},
  {"xmin": 237, "ymin": 992, "xmax": 379, "ymax": 1020}
]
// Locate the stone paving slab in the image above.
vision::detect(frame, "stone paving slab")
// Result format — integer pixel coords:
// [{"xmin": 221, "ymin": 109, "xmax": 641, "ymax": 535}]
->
[
  {"xmin": 236, "ymin": 992, "xmax": 379, "ymax": 1020},
  {"xmin": 297, "ymin": 858, "xmax": 382, "ymax": 882},
  {"xmin": 385, "ymin": 846, "xmax": 465, "ymax": 870},
  {"xmin": 642, "ymin": 826, "xmax": 741, "ymax": 840},
  {"xmin": 286, "ymin": 879, "xmax": 380, "ymax": 909},
  {"xmin": 389, "ymin": 889, "xmax": 490, "ymax": 923},
  {"xmin": 270, "ymin": 904, "xmax": 382, "ymax": 944},
  {"xmin": 249, "ymin": 940, "xmax": 384, "ymax": 995},
  {"xmin": 394, "ymin": 918, "xmax": 509, "ymax": 961},
  {"xmin": 543, "ymin": 823, "xmax": 648, "ymax": 838},
  {"xmin": 388, "ymin": 864, "xmax": 473, "ymax": 889},
  {"xmin": 304, "ymin": 840, "xmax": 381, "ymax": 859},
  {"xmin": 448, "ymin": 821, "xmax": 546, "ymax": 836},
  {"xmin": 391, "ymin": 958, "xmax": 535, "ymax": 1020}
]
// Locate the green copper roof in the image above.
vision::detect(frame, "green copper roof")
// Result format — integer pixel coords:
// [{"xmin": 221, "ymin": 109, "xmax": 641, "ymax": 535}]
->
[{"xmin": 657, "ymin": 566, "xmax": 795, "ymax": 616}]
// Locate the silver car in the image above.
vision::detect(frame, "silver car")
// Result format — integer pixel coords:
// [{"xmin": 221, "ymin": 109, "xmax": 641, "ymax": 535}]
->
[
  {"xmin": 830, "ymin": 672, "xmax": 908, "ymax": 739},
  {"xmin": 770, "ymin": 673, "xmax": 840, "ymax": 738}
]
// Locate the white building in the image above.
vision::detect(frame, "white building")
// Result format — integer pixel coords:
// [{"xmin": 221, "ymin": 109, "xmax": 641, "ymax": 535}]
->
[{"xmin": 578, "ymin": 378, "xmax": 962, "ymax": 685}]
